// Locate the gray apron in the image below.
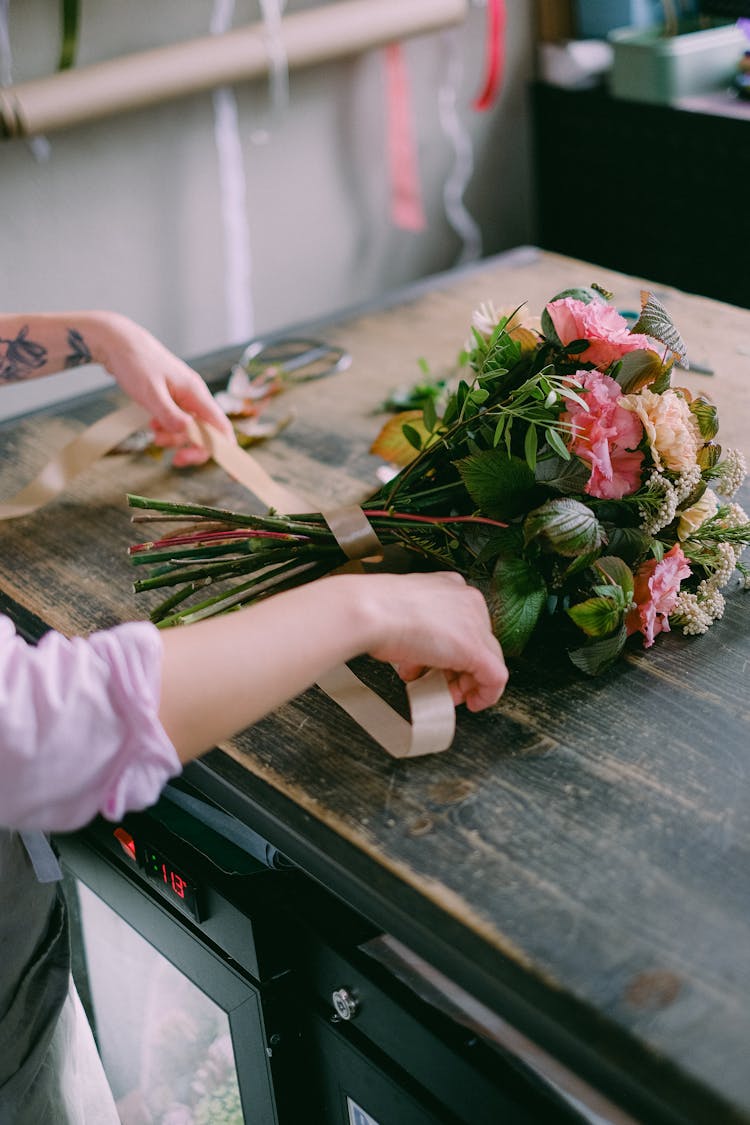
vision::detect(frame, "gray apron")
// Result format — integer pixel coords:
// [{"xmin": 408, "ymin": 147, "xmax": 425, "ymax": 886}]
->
[{"xmin": 0, "ymin": 830, "xmax": 70, "ymax": 1122}]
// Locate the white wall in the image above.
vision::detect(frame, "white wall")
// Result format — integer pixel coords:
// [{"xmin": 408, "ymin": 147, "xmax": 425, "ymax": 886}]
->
[{"xmin": 0, "ymin": 0, "xmax": 535, "ymax": 418}]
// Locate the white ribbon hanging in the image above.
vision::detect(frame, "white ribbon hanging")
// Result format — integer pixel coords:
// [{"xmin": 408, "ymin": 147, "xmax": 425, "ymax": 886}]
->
[
  {"xmin": 0, "ymin": 0, "xmax": 50, "ymax": 160},
  {"xmin": 211, "ymin": 0, "xmax": 256, "ymax": 345},
  {"xmin": 258, "ymin": 0, "xmax": 289, "ymax": 119},
  {"xmin": 0, "ymin": 0, "xmax": 11, "ymax": 88},
  {"xmin": 209, "ymin": 0, "xmax": 291, "ymax": 345},
  {"xmin": 438, "ymin": 28, "xmax": 482, "ymax": 266}
]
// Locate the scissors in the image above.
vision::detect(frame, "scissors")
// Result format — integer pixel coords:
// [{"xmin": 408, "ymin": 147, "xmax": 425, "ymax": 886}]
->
[{"xmin": 233, "ymin": 336, "xmax": 352, "ymax": 383}]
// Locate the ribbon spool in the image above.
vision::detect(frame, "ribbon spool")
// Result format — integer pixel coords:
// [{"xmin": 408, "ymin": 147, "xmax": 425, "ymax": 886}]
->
[{"xmin": 0, "ymin": 403, "xmax": 456, "ymax": 758}]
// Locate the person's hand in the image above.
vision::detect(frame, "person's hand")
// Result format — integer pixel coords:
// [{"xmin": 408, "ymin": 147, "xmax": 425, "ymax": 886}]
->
[
  {"xmin": 361, "ymin": 571, "xmax": 508, "ymax": 712},
  {"xmin": 96, "ymin": 312, "xmax": 235, "ymax": 466},
  {"xmin": 159, "ymin": 569, "xmax": 507, "ymax": 761}
]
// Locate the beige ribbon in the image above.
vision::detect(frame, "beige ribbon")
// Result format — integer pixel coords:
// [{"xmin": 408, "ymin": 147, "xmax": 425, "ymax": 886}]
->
[
  {"xmin": 321, "ymin": 504, "xmax": 384, "ymax": 562},
  {"xmin": 0, "ymin": 403, "xmax": 456, "ymax": 757},
  {"xmin": 0, "ymin": 401, "xmax": 151, "ymax": 520}
]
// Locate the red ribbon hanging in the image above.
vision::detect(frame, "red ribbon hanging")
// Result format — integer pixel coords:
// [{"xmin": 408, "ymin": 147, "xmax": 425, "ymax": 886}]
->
[
  {"xmin": 384, "ymin": 42, "xmax": 427, "ymax": 232},
  {"xmin": 472, "ymin": 0, "xmax": 506, "ymax": 112}
]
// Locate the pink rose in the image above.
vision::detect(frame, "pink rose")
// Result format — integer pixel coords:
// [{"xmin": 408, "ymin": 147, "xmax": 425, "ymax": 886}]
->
[
  {"xmin": 547, "ymin": 297, "xmax": 654, "ymax": 371},
  {"xmin": 626, "ymin": 544, "xmax": 692, "ymax": 647},
  {"xmin": 562, "ymin": 370, "xmax": 644, "ymax": 500}
]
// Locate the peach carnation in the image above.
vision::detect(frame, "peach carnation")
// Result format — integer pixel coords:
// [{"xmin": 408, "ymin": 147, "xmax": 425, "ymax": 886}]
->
[
  {"xmin": 677, "ymin": 488, "xmax": 719, "ymax": 540},
  {"xmin": 622, "ymin": 387, "xmax": 700, "ymax": 473}
]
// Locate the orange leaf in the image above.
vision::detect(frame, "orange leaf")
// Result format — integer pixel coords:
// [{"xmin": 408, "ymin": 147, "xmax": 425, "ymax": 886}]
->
[{"xmin": 370, "ymin": 410, "xmax": 429, "ymax": 466}]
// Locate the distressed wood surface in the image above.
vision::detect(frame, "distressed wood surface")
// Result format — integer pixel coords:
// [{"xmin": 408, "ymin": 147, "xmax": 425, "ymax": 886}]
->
[{"xmin": 1, "ymin": 248, "xmax": 749, "ymax": 1122}]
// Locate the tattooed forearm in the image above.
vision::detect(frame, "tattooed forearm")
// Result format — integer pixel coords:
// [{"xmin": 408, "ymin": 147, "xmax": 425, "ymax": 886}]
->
[
  {"xmin": 64, "ymin": 328, "xmax": 92, "ymax": 369},
  {"xmin": 0, "ymin": 326, "xmax": 48, "ymax": 381}
]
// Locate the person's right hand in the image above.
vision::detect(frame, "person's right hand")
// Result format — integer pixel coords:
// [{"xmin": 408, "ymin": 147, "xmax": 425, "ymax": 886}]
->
[
  {"xmin": 361, "ymin": 571, "xmax": 508, "ymax": 712},
  {"xmin": 159, "ymin": 568, "xmax": 507, "ymax": 762}
]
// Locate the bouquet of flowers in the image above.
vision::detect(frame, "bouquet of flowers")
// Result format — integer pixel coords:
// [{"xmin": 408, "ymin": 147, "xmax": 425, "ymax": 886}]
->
[{"xmin": 128, "ymin": 285, "xmax": 750, "ymax": 675}]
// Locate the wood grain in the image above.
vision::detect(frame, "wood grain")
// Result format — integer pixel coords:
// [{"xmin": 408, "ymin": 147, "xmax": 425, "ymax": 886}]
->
[{"xmin": 1, "ymin": 248, "xmax": 749, "ymax": 1122}]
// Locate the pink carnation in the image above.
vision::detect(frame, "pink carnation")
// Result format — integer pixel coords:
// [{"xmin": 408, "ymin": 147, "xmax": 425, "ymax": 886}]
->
[
  {"xmin": 547, "ymin": 297, "xmax": 654, "ymax": 371},
  {"xmin": 562, "ymin": 370, "xmax": 644, "ymax": 500},
  {"xmin": 626, "ymin": 544, "xmax": 691, "ymax": 648}
]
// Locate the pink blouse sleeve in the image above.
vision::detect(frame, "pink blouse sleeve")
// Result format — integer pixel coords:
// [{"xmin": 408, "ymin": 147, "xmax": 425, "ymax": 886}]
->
[{"xmin": 0, "ymin": 615, "xmax": 181, "ymax": 832}]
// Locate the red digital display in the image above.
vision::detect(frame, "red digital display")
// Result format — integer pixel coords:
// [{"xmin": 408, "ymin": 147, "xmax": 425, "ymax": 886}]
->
[
  {"xmin": 161, "ymin": 863, "xmax": 188, "ymax": 899},
  {"xmin": 141, "ymin": 844, "xmax": 200, "ymax": 920}
]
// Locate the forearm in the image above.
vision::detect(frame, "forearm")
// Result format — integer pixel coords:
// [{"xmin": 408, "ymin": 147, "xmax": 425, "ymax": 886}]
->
[
  {"xmin": 158, "ymin": 570, "xmax": 508, "ymax": 762},
  {"xmin": 0, "ymin": 310, "xmax": 129, "ymax": 381},
  {"xmin": 159, "ymin": 574, "xmax": 377, "ymax": 761}
]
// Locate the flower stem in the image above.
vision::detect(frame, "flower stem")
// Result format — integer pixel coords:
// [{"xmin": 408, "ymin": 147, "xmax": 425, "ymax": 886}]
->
[
  {"xmin": 364, "ymin": 510, "xmax": 506, "ymax": 529},
  {"xmin": 155, "ymin": 559, "xmax": 327, "ymax": 627}
]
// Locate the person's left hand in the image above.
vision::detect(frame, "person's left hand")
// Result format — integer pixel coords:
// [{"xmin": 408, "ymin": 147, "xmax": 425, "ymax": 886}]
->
[{"xmin": 98, "ymin": 313, "xmax": 236, "ymax": 466}]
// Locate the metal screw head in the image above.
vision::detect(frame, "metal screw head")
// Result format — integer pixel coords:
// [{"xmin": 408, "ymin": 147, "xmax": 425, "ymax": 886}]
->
[{"xmin": 331, "ymin": 987, "xmax": 359, "ymax": 1021}]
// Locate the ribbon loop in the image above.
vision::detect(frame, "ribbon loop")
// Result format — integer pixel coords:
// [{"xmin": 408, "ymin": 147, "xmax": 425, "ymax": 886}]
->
[{"xmin": 321, "ymin": 504, "xmax": 383, "ymax": 562}]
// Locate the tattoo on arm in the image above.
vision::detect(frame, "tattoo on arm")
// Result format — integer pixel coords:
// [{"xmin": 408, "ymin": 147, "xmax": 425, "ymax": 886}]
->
[
  {"xmin": 65, "ymin": 328, "xmax": 92, "ymax": 369},
  {"xmin": 0, "ymin": 326, "xmax": 48, "ymax": 381}
]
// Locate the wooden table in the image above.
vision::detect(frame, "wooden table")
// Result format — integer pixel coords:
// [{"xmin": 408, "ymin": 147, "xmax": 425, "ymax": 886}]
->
[{"xmin": 1, "ymin": 247, "xmax": 749, "ymax": 1125}]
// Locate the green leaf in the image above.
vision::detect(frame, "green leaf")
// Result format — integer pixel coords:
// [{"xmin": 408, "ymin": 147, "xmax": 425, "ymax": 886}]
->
[
  {"xmin": 689, "ymin": 396, "xmax": 719, "ymax": 440},
  {"xmin": 484, "ymin": 332, "xmax": 522, "ymax": 374},
  {"xmin": 456, "ymin": 380, "xmax": 470, "ymax": 411},
  {"xmin": 402, "ymin": 423, "xmax": 423, "ymax": 452},
  {"xmin": 422, "ymin": 395, "xmax": 437, "ymax": 433},
  {"xmin": 591, "ymin": 583, "xmax": 628, "ymax": 606},
  {"xmin": 697, "ymin": 441, "xmax": 721, "ymax": 470},
  {"xmin": 563, "ymin": 338, "xmax": 590, "ymax": 355},
  {"xmin": 561, "ymin": 548, "xmax": 600, "ymax": 579},
  {"xmin": 567, "ymin": 625, "xmax": 628, "ymax": 676},
  {"xmin": 613, "ymin": 348, "xmax": 666, "ymax": 393},
  {"xmin": 594, "ymin": 555, "xmax": 635, "ymax": 602},
  {"xmin": 456, "ymin": 451, "xmax": 537, "ymax": 521},
  {"xmin": 442, "ymin": 396, "xmax": 458, "ymax": 426},
  {"xmin": 524, "ymin": 498, "xmax": 606, "ymax": 557},
  {"xmin": 631, "ymin": 291, "xmax": 687, "ymax": 361},
  {"xmin": 524, "ymin": 424, "xmax": 538, "ymax": 472},
  {"xmin": 605, "ymin": 526, "xmax": 653, "ymax": 564},
  {"xmin": 567, "ymin": 596, "xmax": 622, "ymax": 637},
  {"xmin": 471, "ymin": 525, "xmax": 525, "ymax": 566},
  {"xmin": 417, "ymin": 356, "xmax": 430, "ymax": 374},
  {"xmin": 534, "ymin": 454, "xmax": 590, "ymax": 495},
  {"xmin": 470, "ymin": 387, "xmax": 490, "ymax": 405},
  {"xmin": 487, "ymin": 557, "xmax": 546, "ymax": 656},
  {"xmin": 545, "ymin": 426, "xmax": 571, "ymax": 461},
  {"xmin": 493, "ymin": 414, "xmax": 507, "ymax": 448},
  {"xmin": 650, "ymin": 364, "xmax": 672, "ymax": 395},
  {"xmin": 557, "ymin": 383, "xmax": 589, "ymax": 411}
]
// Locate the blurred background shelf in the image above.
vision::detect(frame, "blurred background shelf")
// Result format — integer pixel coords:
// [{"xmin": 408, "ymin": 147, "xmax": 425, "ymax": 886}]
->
[{"xmin": 532, "ymin": 81, "xmax": 750, "ymax": 308}]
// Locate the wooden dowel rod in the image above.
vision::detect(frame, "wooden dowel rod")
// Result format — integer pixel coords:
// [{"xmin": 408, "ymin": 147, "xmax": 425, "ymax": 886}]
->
[{"xmin": 0, "ymin": 0, "xmax": 468, "ymax": 139}]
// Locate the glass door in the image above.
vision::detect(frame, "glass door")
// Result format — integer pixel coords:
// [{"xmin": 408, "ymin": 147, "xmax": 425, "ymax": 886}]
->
[{"xmin": 63, "ymin": 863, "xmax": 281, "ymax": 1125}]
